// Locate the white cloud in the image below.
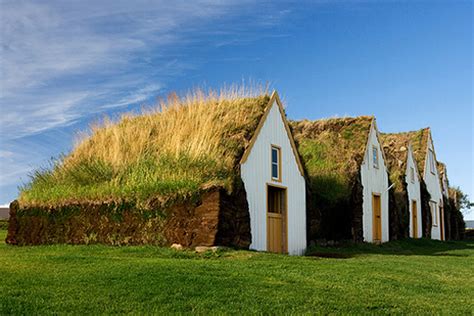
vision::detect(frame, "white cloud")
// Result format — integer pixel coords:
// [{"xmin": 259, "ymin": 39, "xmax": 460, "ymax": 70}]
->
[
  {"xmin": 101, "ymin": 84, "xmax": 163, "ymax": 109},
  {"xmin": 0, "ymin": 0, "xmax": 253, "ymax": 140},
  {"xmin": 0, "ymin": 0, "xmax": 290, "ymax": 204}
]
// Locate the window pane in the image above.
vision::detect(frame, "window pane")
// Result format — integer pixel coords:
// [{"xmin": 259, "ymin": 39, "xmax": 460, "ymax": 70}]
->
[
  {"xmin": 430, "ymin": 152, "xmax": 433, "ymax": 171},
  {"xmin": 272, "ymin": 163, "xmax": 278, "ymax": 179},
  {"xmin": 373, "ymin": 147, "xmax": 378, "ymax": 166},
  {"xmin": 272, "ymin": 148, "xmax": 278, "ymax": 164},
  {"xmin": 430, "ymin": 151, "xmax": 435, "ymax": 173}
]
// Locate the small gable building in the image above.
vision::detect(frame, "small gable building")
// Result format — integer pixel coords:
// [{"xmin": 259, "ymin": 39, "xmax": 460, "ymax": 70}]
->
[
  {"xmin": 403, "ymin": 128, "xmax": 445, "ymax": 240},
  {"xmin": 291, "ymin": 116, "xmax": 390, "ymax": 243},
  {"xmin": 381, "ymin": 133, "xmax": 423, "ymax": 239},
  {"xmin": 241, "ymin": 92, "xmax": 307, "ymax": 255},
  {"xmin": 9, "ymin": 90, "xmax": 308, "ymax": 255}
]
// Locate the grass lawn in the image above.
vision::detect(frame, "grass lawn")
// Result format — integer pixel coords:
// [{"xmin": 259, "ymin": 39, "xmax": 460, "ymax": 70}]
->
[{"xmin": 1, "ymin": 227, "xmax": 473, "ymax": 314}]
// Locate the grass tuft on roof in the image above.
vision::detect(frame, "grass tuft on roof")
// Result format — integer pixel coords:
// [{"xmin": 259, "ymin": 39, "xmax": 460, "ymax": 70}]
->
[{"xmin": 19, "ymin": 85, "xmax": 270, "ymax": 208}]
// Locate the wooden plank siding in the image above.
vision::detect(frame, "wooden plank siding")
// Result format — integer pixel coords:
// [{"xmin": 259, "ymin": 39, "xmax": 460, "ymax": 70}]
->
[
  {"xmin": 406, "ymin": 146, "xmax": 423, "ymax": 238},
  {"xmin": 423, "ymin": 134, "xmax": 445, "ymax": 240},
  {"xmin": 241, "ymin": 93, "xmax": 306, "ymax": 255},
  {"xmin": 361, "ymin": 121, "xmax": 390, "ymax": 243}
]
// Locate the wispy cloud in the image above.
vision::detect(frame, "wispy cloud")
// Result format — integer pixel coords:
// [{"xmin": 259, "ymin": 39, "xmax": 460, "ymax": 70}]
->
[
  {"xmin": 0, "ymin": 0, "xmax": 291, "ymax": 203},
  {"xmin": 0, "ymin": 0, "xmax": 263, "ymax": 140},
  {"xmin": 101, "ymin": 84, "xmax": 164, "ymax": 109}
]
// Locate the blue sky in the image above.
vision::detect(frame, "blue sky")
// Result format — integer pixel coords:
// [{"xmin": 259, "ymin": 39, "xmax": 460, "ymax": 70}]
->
[{"xmin": 0, "ymin": 1, "xmax": 472, "ymax": 218}]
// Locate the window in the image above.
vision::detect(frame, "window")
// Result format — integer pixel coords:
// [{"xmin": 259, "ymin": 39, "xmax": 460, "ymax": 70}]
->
[
  {"xmin": 372, "ymin": 146, "xmax": 379, "ymax": 168},
  {"xmin": 429, "ymin": 150, "xmax": 436, "ymax": 174},
  {"xmin": 271, "ymin": 145, "xmax": 281, "ymax": 181},
  {"xmin": 410, "ymin": 167, "xmax": 415, "ymax": 183},
  {"xmin": 430, "ymin": 201, "xmax": 438, "ymax": 226}
]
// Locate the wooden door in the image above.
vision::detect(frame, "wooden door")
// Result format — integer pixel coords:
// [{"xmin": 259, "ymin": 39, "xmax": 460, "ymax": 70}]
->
[
  {"xmin": 412, "ymin": 200, "xmax": 418, "ymax": 238},
  {"xmin": 267, "ymin": 185, "xmax": 287, "ymax": 253},
  {"xmin": 372, "ymin": 194, "xmax": 382, "ymax": 243}
]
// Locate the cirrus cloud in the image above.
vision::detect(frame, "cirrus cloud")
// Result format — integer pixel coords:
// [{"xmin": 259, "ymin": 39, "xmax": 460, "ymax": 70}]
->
[{"xmin": 0, "ymin": 0, "xmax": 291, "ymax": 204}]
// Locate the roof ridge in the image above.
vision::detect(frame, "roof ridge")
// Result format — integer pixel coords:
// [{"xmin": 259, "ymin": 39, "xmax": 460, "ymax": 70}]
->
[{"xmin": 297, "ymin": 115, "xmax": 374, "ymax": 122}]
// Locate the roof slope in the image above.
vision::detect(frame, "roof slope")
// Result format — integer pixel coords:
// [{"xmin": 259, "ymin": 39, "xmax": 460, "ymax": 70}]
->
[
  {"xmin": 20, "ymin": 89, "xmax": 271, "ymax": 207},
  {"xmin": 437, "ymin": 161, "xmax": 447, "ymax": 180},
  {"xmin": 240, "ymin": 92, "xmax": 304, "ymax": 176},
  {"xmin": 380, "ymin": 133, "xmax": 412, "ymax": 190},
  {"xmin": 382, "ymin": 128, "xmax": 430, "ymax": 178},
  {"xmin": 437, "ymin": 161, "xmax": 449, "ymax": 192},
  {"xmin": 290, "ymin": 116, "xmax": 374, "ymax": 203}
]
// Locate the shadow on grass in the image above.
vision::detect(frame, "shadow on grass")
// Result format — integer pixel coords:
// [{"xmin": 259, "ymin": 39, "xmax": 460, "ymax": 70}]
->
[
  {"xmin": 308, "ymin": 252, "xmax": 353, "ymax": 259},
  {"xmin": 306, "ymin": 238, "xmax": 474, "ymax": 258}
]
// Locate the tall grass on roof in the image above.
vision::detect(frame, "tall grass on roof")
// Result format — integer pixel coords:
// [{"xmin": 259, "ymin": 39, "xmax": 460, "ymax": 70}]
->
[{"xmin": 19, "ymin": 85, "xmax": 270, "ymax": 208}]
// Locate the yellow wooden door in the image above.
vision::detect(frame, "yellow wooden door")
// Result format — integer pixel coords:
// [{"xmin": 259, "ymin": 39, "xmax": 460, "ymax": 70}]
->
[
  {"xmin": 267, "ymin": 186, "xmax": 287, "ymax": 253},
  {"xmin": 372, "ymin": 194, "xmax": 382, "ymax": 242},
  {"xmin": 267, "ymin": 213, "xmax": 282, "ymax": 253},
  {"xmin": 412, "ymin": 200, "xmax": 418, "ymax": 238}
]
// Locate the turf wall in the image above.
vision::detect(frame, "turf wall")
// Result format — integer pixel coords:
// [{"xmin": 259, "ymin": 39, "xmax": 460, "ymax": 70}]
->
[{"xmin": 6, "ymin": 188, "xmax": 251, "ymax": 248}]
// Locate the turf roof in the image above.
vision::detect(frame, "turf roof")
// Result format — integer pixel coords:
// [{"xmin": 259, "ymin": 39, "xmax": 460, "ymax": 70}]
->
[
  {"xmin": 19, "ymin": 90, "xmax": 271, "ymax": 207},
  {"xmin": 437, "ymin": 161, "xmax": 447, "ymax": 180},
  {"xmin": 382, "ymin": 128, "xmax": 431, "ymax": 179},
  {"xmin": 290, "ymin": 116, "xmax": 374, "ymax": 203},
  {"xmin": 437, "ymin": 161, "xmax": 449, "ymax": 192},
  {"xmin": 380, "ymin": 133, "xmax": 413, "ymax": 191}
]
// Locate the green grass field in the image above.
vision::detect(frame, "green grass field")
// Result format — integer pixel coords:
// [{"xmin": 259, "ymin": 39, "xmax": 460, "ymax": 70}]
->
[{"xmin": 1, "ymin": 226, "xmax": 473, "ymax": 314}]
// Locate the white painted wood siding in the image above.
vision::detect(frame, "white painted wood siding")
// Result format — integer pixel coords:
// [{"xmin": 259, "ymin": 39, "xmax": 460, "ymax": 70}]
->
[
  {"xmin": 423, "ymin": 135, "xmax": 444, "ymax": 240},
  {"xmin": 241, "ymin": 101, "xmax": 306, "ymax": 255},
  {"xmin": 360, "ymin": 122, "xmax": 390, "ymax": 243},
  {"xmin": 406, "ymin": 146, "xmax": 422, "ymax": 238}
]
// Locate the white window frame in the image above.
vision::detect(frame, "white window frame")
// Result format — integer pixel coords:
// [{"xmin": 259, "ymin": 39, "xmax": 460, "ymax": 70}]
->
[
  {"xmin": 429, "ymin": 150, "xmax": 436, "ymax": 174},
  {"xmin": 372, "ymin": 145, "xmax": 379, "ymax": 169},
  {"xmin": 271, "ymin": 145, "xmax": 281, "ymax": 182}
]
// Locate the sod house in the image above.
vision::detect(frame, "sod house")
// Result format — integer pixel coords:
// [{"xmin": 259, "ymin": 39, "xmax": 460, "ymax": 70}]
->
[
  {"xmin": 8, "ymin": 90, "xmax": 307, "ymax": 255},
  {"xmin": 437, "ymin": 162, "xmax": 449, "ymax": 199},
  {"xmin": 291, "ymin": 116, "xmax": 390, "ymax": 243},
  {"xmin": 380, "ymin": 134, "xmax": 422, "ymax": 239},
  {"xmin": 240, "ymin": 92, "xmax": 307, "ymax": 255},
  {"xmin": 437, "ymin": 162, "xmax": 464, "ymax": 240},
  {"xmin": 395, "ymin": 128, "xmax": 445, "ymax": 240}
]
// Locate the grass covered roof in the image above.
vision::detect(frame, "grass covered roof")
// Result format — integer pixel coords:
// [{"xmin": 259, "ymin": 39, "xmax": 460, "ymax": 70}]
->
[
  {"xmin": 437, "ymin": 161, "xmax": 448, "ymax": 191},
  {"xmin": 437, "ymin": 161, "xmax": 447, "ymax": 180},
  {"xmin": 19, "ymin": 87, "xmax": 271, "ymax": 208},
  {"xmin": 380, "ymin": 133, "xmax": 412, "ymax": 191},
  {"xmin": 381, "ymin": 128, "xmax": 430, "ymax": 182},
  {"xmin": 290, "ymin": 116, "xmax": 374, "ymax": 203}
]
